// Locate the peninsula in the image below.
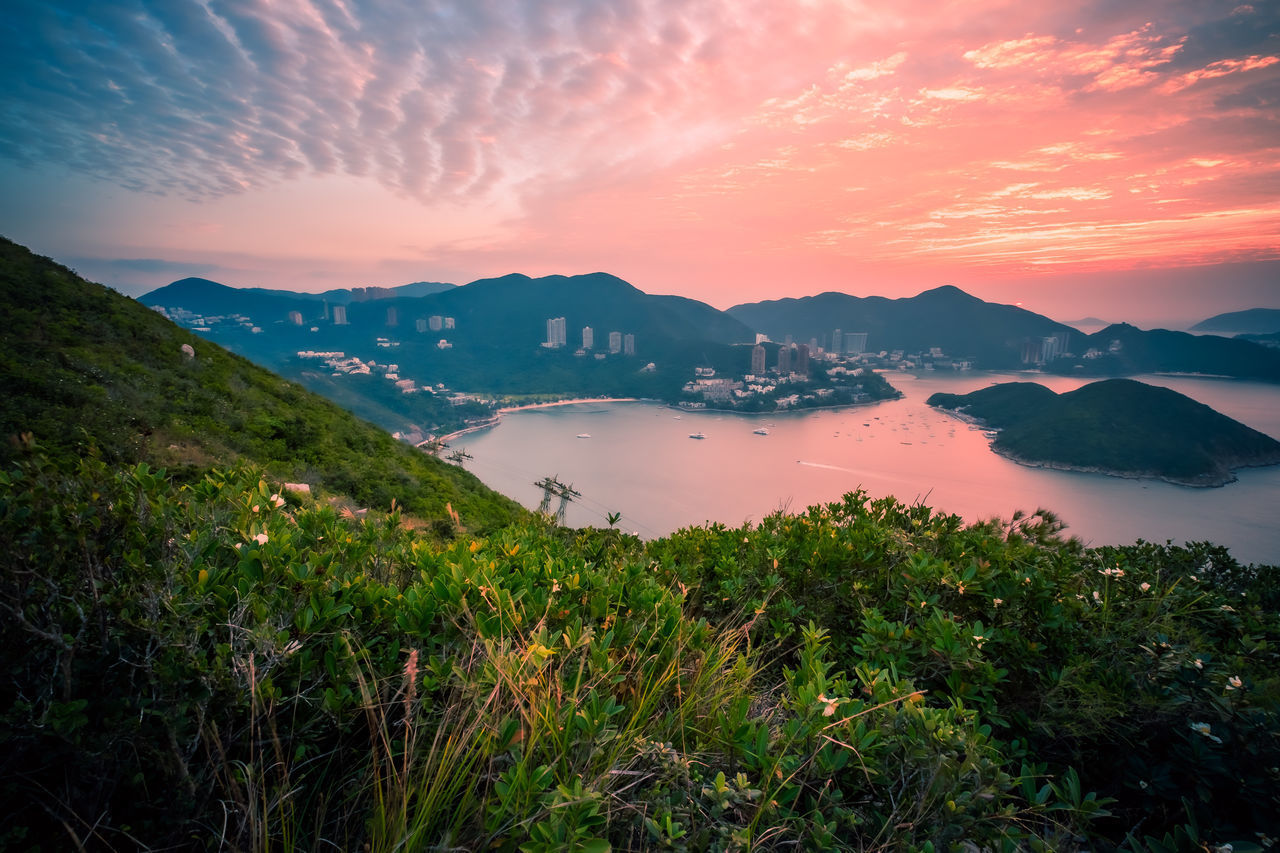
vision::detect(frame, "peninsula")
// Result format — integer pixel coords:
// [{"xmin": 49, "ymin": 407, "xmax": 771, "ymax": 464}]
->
[{"xmin": 927, "ymin": 378, "xmax": 1280, "ymax": 486}]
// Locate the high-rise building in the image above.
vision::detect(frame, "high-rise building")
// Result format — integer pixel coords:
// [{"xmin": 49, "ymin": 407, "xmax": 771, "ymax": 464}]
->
[
  {"xmin": 795, "ymin": 343, "xmax": 810, "ymax": 377},
  {"xmin": 546, "ymin": 317, "xmax": 567, "ymax": 347},
  {"xmin": 832, "ymin": 328, "xmax": 842, "ymax": 355},
  {"xmin": 386, "ymin": 307, "xmax": 398, "ymax": 327},
  {"xmin": 287, "ymin": 310, "xmax": 303, "ymax": 325},
  {"xmin": 332, "ymin": 305, "xmax": 348, "ymax": 325},
  {"xmin": 608, "ymin": 331, "xmax": 622, "ymax": 354},
  {"xmin": 845, "ymin": 332, "xmax": 868, "ymax": 355},
  {"xmin": 444, "ymin": 317, "xmax": 455, "ymax": 330},
  {"xmin": 623, "ymin": 333, "xmax": 635, "ymax": 356},
  {"xmin": 778, "ymin": 345, "xmax": 792, "ymax": 374},
  {"xmin": 582, "ymin": 326, "xmax": 594, "ymax": 349},
  {"xmin": 429, "ymin": 315, "xmax": 443, "ymax": 331},
  {"xmin": 750, "ymin": 344, "xmax": 766, "ymax": 375},
  {"xmin": 416, "ymin": 317, "xmax": 428, "ymax": 333}
]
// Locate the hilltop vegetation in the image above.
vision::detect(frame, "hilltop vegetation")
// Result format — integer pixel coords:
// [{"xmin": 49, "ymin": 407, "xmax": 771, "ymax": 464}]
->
[
  {"xmin": 928, "ymin": 379, "xmax": 1280, "ymax": 486},
  {"xmin": 3, "ymin": 456, "xmax": 1277, "ymax": 850},
  {"xmin": 0, "ymin": 237, "xmax": 522, "ymax": 531}
]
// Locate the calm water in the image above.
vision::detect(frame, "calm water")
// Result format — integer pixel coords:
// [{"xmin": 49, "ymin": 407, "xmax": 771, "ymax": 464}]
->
[{"xmin": 455, "ymin": 372, "xmax": 1280, "ymax": 565}]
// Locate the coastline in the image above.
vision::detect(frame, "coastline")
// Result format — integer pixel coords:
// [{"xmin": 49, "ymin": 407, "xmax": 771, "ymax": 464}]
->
[
  {"xmin": 431, "ymin": 397, "xmax": 649, "ymax": 444},
  {"xmin": 988, "ymin": 445, "xmax": 1235, "ymax": 489}
]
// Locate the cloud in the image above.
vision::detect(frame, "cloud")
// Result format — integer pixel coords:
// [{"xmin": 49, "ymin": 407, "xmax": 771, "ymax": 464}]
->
[{"xmin": 0, "ymin": 0, "xmax": 876, "ymax": 205}]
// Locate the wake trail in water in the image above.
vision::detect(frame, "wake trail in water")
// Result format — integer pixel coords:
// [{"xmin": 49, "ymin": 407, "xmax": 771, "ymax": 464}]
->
[{"xmin": 797, "ymin": 460, "xmax": 867, "ymax": 476}]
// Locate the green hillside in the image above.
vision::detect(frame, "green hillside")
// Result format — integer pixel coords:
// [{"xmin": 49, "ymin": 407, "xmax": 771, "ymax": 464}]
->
[
  {"xmin": 0, "ymin": 236, "xmax": 522, "ymax": 532},
  {"xmin": 928, "ymin": 378, "xmax": 1280, "ymax": 485}
]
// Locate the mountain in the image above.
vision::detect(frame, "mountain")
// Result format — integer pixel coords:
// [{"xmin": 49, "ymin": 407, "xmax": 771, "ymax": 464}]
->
[
  {"xmin": 727, "ymin": 285, "xmax": 1077, "ymax": 367},
  {"xmin": 1046, "ymin": 323, "xmax": 1280, "ymax": 381},
  {"xmin": 1190, "ymin": 307, "xmax": 1280, "ymax": 335},
  {"xmin": 140, "ymin": 270, "xmax": 759, "ymax": 431},
  {"xmin": 141, "ymin": 277, "xmax": 456, "ymax": 319},
  {"xmin": 0, "ymin": 236, "xmax": 522, "ymax": 531},
  {"xmin": 928, "ymin": 378, "xmax": 1280, "ymax": 486}
]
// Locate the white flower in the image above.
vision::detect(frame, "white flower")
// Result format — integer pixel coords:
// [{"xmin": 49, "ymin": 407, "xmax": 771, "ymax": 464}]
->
[
  {"xmin": 992, "ymin": 598, "xmax": 1003, "ymax": 607},
  {"xmin": 234, "ymin": 542, "xmax": 242, "ymax": 551},
  {"xmin": 253, "ymin": 532, "xmax": 269, "ymax": 546},
  {"xmin": 270, "ymin": 493, "xmax": 285, "ymax": 508},
  {"xmin": 1092, "ymin": 590, "xmax": 1101, "ymax": 602},
  {"xmin": 817, "ymin": 694, "xmax": 839, "ymax": 717},
  {"xmin": 252, "ymin": 505, "xmax": 260, "ymax": 513},
  {"xmin": 1227, "ymin": 676, "xmax": 1243, "ymax": 690},
  {"xmin": 1194, "ymin": 658, "xmax": 1203, "ymax": 670},
  {"xmin": 1140, "ymin": 582, "xmax": 1151, "ymax": 592}
]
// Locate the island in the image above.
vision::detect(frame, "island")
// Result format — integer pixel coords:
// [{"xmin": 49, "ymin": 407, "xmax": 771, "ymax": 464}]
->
[{"xmin": 927, "ymin": 378, "xmax": 1280, "ymax": 487}]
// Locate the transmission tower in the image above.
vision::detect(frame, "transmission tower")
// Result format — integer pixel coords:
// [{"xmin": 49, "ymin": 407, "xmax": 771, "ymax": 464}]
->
[{"xmin": 534, "ymin": 476, "xmax": 580, "ymax": 523}]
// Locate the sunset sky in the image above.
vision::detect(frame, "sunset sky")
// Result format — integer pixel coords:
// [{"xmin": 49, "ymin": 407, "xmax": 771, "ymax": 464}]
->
[{"xmin": 2, "ymin": 0, "xmax": 1277, "ymax": 325}]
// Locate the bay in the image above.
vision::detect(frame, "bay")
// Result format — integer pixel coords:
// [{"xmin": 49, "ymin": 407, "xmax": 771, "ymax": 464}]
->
[{"xmin": 454, "ymin": 372, "xmax": 1280, "ymax": 565}]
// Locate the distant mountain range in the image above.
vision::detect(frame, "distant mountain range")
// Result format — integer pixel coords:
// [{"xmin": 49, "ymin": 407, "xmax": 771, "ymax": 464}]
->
[
  {"xmin": 148, "ymin": 276, "xmax": 454, "ymax": 315},
  {"xmin": 139, "ymin": 275, "xmax": 1280, "ymax": 438},
  {"xmin": 726, "ymin": 285, "xmax": 1078, "ymax": 368},
  {"xmin": 1046, "ymin": 323, "xmax": 1280, "ymax": 381},
  {"xmin": 1190, "ymin": 308, "xmax": 1280, "ymax": 335},
  {"xmin": 928, "ymin": 378, "xmax": 1280, "ymax": 486}
]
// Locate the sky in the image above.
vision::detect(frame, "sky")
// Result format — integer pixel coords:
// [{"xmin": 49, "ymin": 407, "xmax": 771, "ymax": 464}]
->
[{"xmin": 1, "ymin": 0, "xmax": 1278, "ymax": 327}]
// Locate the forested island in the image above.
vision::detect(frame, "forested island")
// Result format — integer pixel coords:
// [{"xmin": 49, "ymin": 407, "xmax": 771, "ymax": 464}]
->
[
  {"xmin": 928, "ymin": 378, "xmax": 1280, "ymax": 486},
  {"xmin": 4, "ymin": 236, "xmax": 1279, "ymax": 850}
]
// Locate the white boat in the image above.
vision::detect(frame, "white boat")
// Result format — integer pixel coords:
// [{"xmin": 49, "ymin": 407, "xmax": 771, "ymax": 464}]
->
[
  {"xmin": 753, "ymin": 428, "xmax": 769, "ymax": 435},
  {"xmin": 576, "ymin": 433, "xmax": 591, "ymax": 439},
  {"xmin": 688, "ymin": 432, "xmax": 706, "ymax": 439}
]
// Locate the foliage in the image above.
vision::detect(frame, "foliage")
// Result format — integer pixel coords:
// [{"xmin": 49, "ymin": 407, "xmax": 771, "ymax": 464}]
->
[{"xmin": 2, "ymin": 451, "xmax": 1277, "ymax": 850}]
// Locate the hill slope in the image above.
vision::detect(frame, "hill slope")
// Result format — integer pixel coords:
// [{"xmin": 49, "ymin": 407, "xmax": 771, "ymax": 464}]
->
[
  {"xmin": 1190, "ymin": 307, "xmax": 1280, "ymax": 335},
  {"xmin": 727, "ymin": 285, "xmax": 1076, "ymax": 367},
  {"xmin": 1046, "ymin": 323, "xmax": 1280, "ymax": 381},
  {"xmin": 0, "ymin": 236, "xmax": 522, "ymax": 532},
  {"xmin": 928, "ymin": 378, "xmax": 1280, "ymax": 485}
]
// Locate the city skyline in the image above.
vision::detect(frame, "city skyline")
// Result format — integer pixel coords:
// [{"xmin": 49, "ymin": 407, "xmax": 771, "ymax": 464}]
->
[{"xmin": 2, "ymin": 1, "xmax": 1278, "ymax": 327}]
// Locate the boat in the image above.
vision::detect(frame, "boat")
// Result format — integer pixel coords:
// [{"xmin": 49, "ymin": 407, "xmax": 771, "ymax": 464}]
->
[
  {"xmin": 753, "ymin": 428, "xmax": 769, "ymax": 435},
  {"xmin": 688, "ymin": 432, "xmax": 706, "ymax": 439},
  {"xmin": 576, "ymin": 433, "xmax": 591, "ymax": 439}
]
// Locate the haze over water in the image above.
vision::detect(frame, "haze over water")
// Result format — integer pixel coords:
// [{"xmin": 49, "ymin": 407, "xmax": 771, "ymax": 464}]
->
[{"xmin": 457, "ymin": 372, "xmax": 1280, "ymax": 565}]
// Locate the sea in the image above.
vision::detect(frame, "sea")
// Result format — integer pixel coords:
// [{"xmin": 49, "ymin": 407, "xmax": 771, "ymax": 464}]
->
[{"xmin": 453, "ymin": 372, "xmax": 1280, "ymax": 566}]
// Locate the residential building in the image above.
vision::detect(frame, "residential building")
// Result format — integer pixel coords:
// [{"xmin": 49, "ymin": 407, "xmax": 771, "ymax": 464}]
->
[
  {"xmin": 750, "ymin": 344, "xmax": 766, "ymax": 375},
  {"xmin": 582, "ymin": 326, "xmax": 594, "ymax": 349},
  {"xmin": 546, "ymin": 316, "xmax": 567, "ymax": 348},
  {"xmin": 609, "ymin": 331, "xmax": 622, "ymax": 353},
  {"xmin": 623, "ymin": 333, "xmax": 635, "ymax": 356}
]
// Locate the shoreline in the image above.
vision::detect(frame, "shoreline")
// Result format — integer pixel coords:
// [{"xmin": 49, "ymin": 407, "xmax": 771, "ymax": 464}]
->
[{"xmin": 432, "ymin": 397, "xmax": 649, "ymax": 444}]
